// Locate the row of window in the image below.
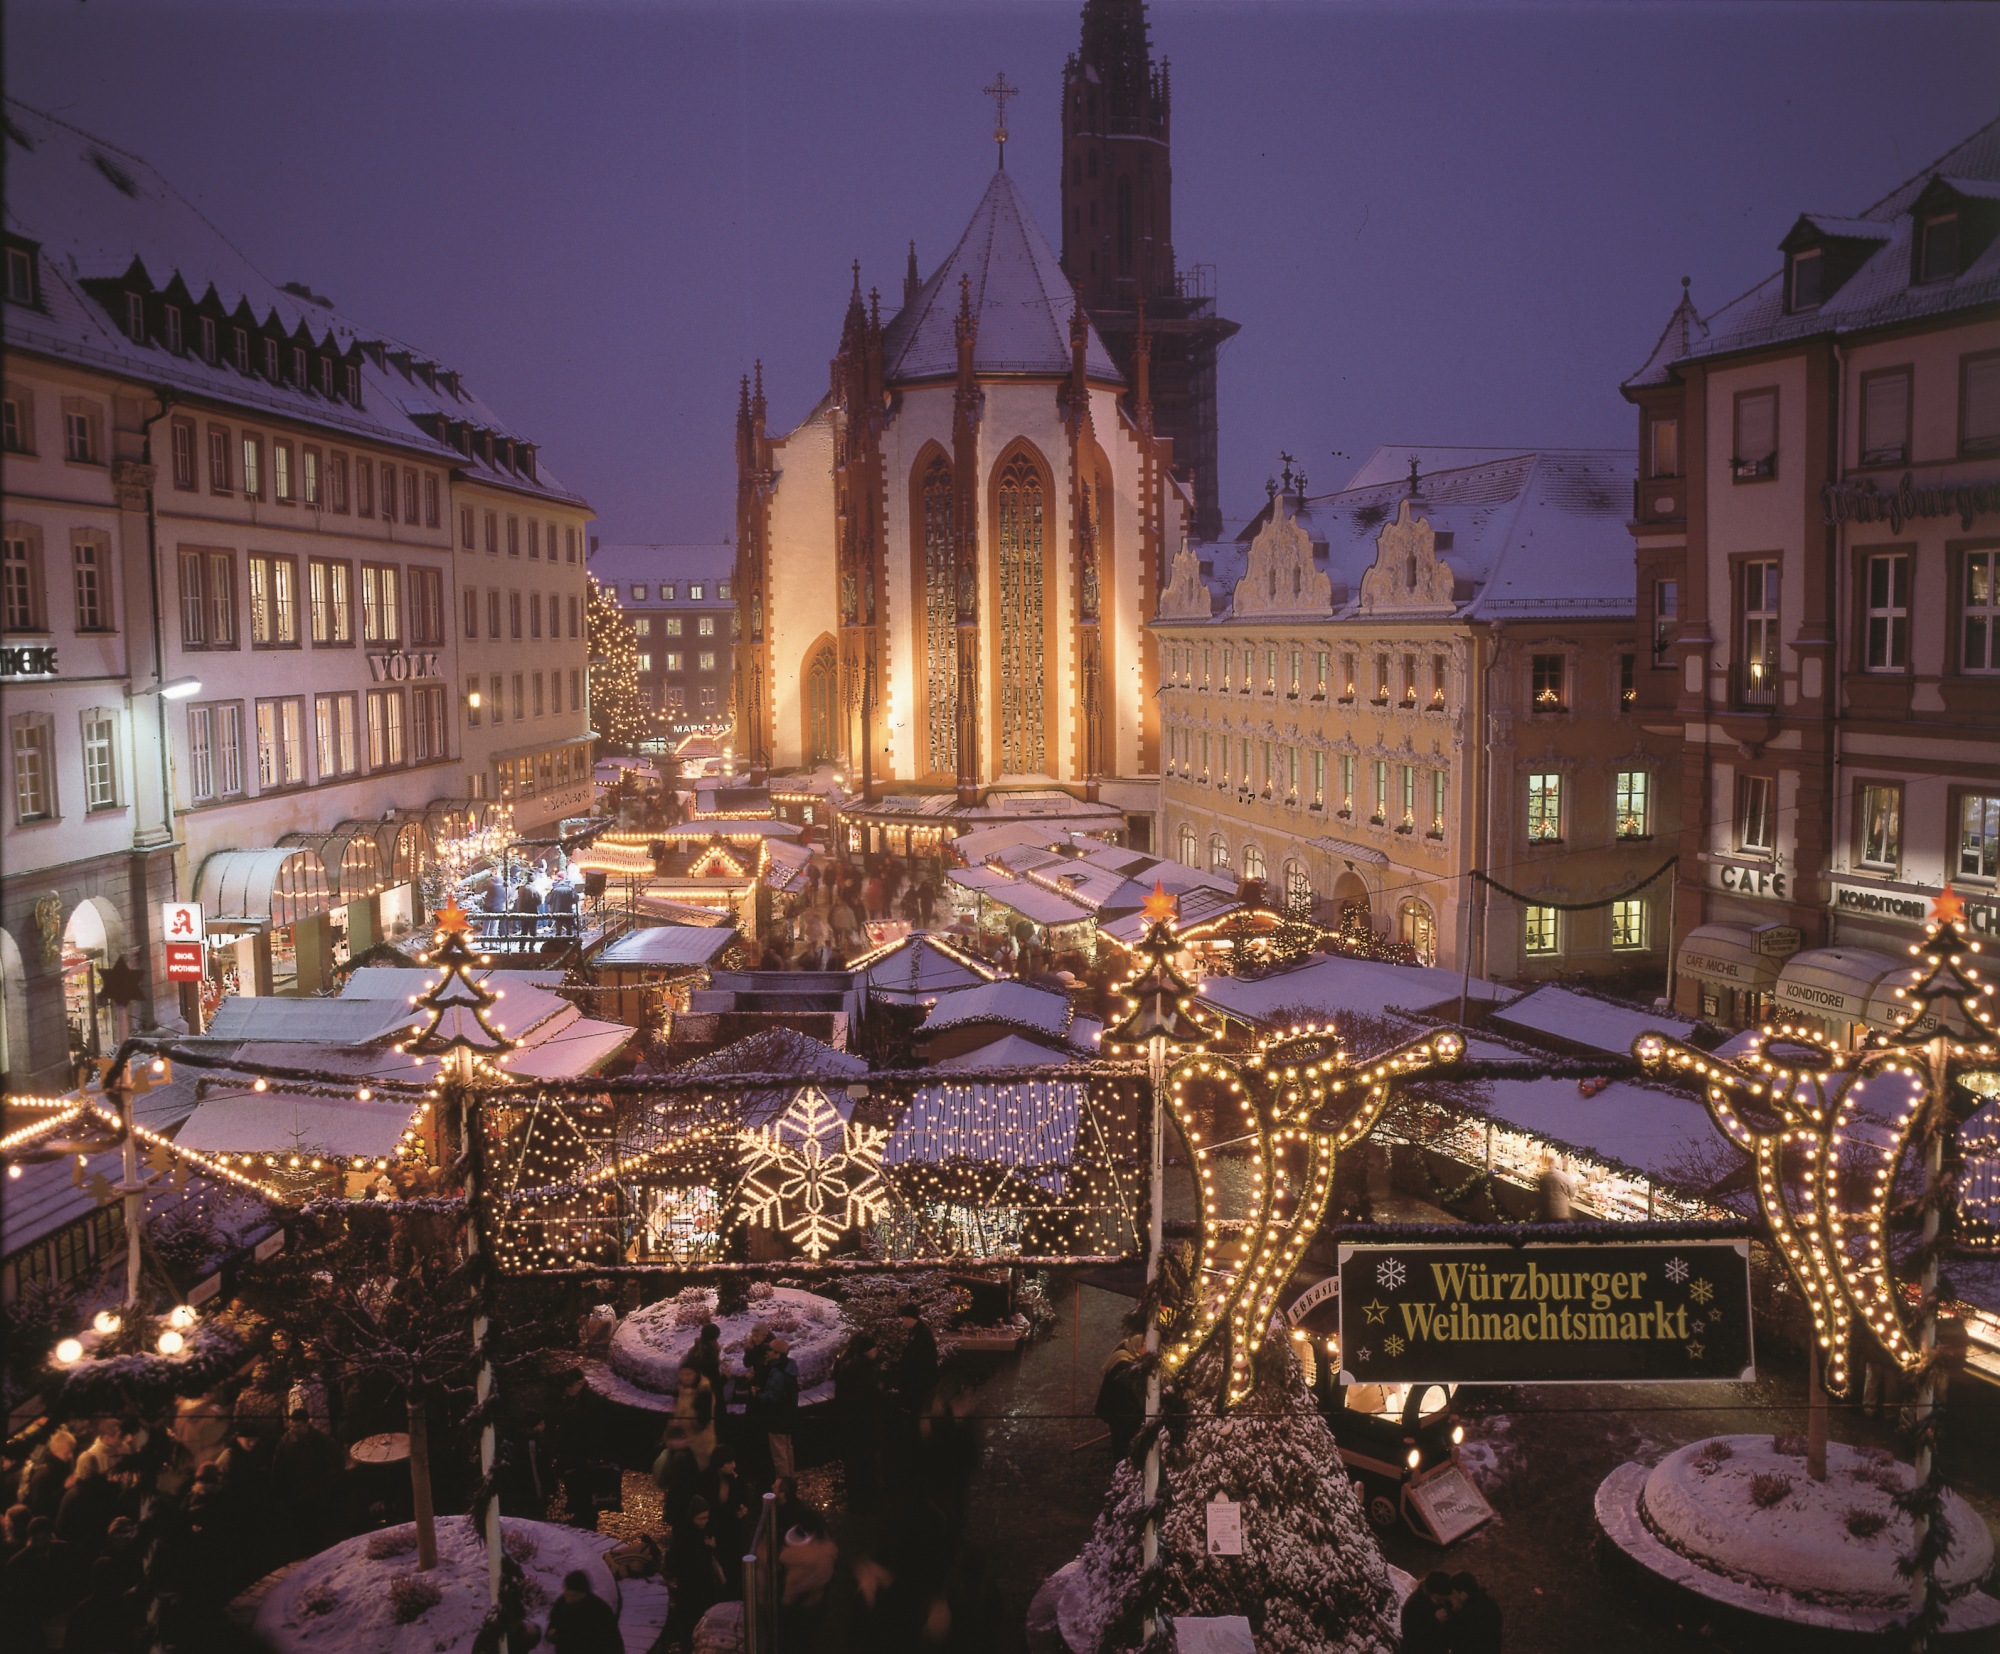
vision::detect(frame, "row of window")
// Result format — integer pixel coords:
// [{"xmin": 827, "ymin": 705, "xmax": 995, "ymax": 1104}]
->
[
  {"xmin": 1848, "ymin": 785, "xmax": 1999, "ymax": 884},
  {"xmin": 459, "ymin": 507, "xmax": 580, "ymax": 562},
  {"xmin": 625, "ymin": 581, "xmax": 727, "ymax": 603},
  {"xmin": 637, "ymin": 651, "xmax": 720, "ymax": 675},
  {"xmin": 494, "ymin": 744, "xmax": 591, "ymax": 802},
  {"xmin": 0, "ymin": 386, "xmax": 106, "ymax": 466},
  {"xmin": 1162, "ymin": 643, "xmax": 1634, "ymax": 713},
  {"xmin": 1645, "ymin": 351, "xmax": 2000, "ymax": 482},
  {"xmin": 462, "ymin": 669, "xmax": 586, "ymax": 729},
  {"xmin": 642, "ymin": 684, "xmax": 723, "ymax": 716},
  {"xmin": 633, "ymin": 614, "xmax": 722, "ymax": 638},
  {"xmin": 177, "ymin": 548, "xmax": 445, "ymax": 650},
  {"xmin": 10, "ymin": 709, "xmax": 122, "ymax": 823},
  {"xmin": 1521, "ymin": 897, "xmax": 1652, "ymax": 956},
  {"xmin": 461, "ymin": 586, "xmax": 582, "ymax": 644},
  {"xmin": 181, "ymin": 687, "xmax": 448, "ymax": 804},
  {"xmin": 3, "ymin": 528, "xmax": 113, "ymax": 633},
  {"xmin": 163, "ymin": 414, "xmax": 439, "ymax": 525}
]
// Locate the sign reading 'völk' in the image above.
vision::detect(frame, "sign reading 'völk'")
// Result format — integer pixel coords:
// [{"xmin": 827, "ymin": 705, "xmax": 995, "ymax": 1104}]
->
[{"xmin": 1337, "ymin": 1242, "xmax": 1754, "ymax": 1385}]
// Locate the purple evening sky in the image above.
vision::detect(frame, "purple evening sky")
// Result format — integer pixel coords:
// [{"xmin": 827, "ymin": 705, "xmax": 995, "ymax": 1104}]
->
[{"xmin": 9, "ymin": 1, "xmax": 1997, "ymax": 545}]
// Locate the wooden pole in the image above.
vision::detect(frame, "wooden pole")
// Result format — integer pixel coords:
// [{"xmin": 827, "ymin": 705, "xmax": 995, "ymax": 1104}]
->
[
  {"xmin": 1141, "ymin": 1033, "xmax": 1166, "ymax": 1648},
  {"xmin": 408, "ymin": 1398, "xmax": 439, "ymax": 1570},
  {"xmin": 1806, "ymin": 1337, "xmax": 1827, "ymax": 1483}
]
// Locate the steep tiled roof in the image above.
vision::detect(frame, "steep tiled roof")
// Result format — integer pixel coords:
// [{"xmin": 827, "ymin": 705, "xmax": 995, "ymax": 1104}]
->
[
  {"xmin": 881, "ymin": 169, "xmax": 1120, "ymax": 384},
  {"xmin": 2, "ymin": 99, "xmax": 584, "ymax": 506},
  {"xmin": 1628, "ymin": 115, "xmax": 2000, "ymax": 385}
]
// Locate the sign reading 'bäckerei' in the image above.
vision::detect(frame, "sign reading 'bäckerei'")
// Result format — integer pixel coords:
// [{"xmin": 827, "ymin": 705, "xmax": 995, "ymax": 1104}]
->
[{"xmin": 1337, "ymin": 1242, "xmax": 1754, "ymax": 1386}]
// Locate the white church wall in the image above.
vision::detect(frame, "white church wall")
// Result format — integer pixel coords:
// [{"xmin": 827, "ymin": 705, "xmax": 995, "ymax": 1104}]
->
[{"xmin": 765, "ymin": 413, "xmax": 839, "ymax": 771}]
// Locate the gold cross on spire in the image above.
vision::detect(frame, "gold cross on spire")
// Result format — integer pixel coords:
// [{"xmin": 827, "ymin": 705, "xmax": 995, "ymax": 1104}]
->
[{"xmin": 985, "ymin": 71, "xmax": 1018, "ymax": 168}]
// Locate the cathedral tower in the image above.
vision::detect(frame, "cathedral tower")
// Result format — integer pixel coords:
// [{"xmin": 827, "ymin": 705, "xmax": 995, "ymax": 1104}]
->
[{"xmin": 1061, "ymin": 0, "xmax": 1237, "ymax": 541}]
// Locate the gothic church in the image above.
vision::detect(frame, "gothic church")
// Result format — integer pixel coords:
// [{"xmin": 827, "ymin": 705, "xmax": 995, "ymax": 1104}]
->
[{"xmin": 734, "ymin": 0, "xmax": 1227, "ymax": 813}]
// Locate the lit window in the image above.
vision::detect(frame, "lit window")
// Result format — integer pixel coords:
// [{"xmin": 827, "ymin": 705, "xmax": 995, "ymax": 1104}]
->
[
  {"xmin": 1178, "ymin": 824, "xmax": 1198, "ymax": 867},
  {"xmin": 1958, "ymin": 793, "xmax": 2000, "ymax": 883},
  {"xmin": 1531, "ymin": 654, "xmax": 1565, "ymax": 710},
  {"xmin": 699, "ymin": 617, "xmax": 715, "ymax": 636},
  {"xmin": 1208, "ymin": 834, "xmax": 1229, "ymax": 873},
  {"xmin": 365, "ymin": 689, "xmax": 404, "ymax": 768},
  {"xmin": 65, "ymin": 408, "xmax": 98, "ymax": 464},
  {"xmin": 362, "ymin": 564, "xmax": 401, "ymax": 644},
  {"xmin": 1527, "ymin": 773, "xmax": 1562, "ymax": 842},
  {"xmin": 1740, "ymin": 560, "xmax": 1779, "ymax": 705},
  {"xmin": 3, "ymin": 532, "xmax": 41, "ymax": 630},
  {"xmin": 1859, "ymin": 783, "xmax": 1901, "ymax": 871},
  {"xmin": 1615, "ymin": 771, "xmax": 1649, "ymax": 839},
  {"xmin": 12, "ymin": 714, "xmax": 55, "ymax": 821},
  {"xmin": 248, "ymin": 555, "xmax": 297, "ymax": 646},
  {"xmin": 1523, "ymin": 906, "xmax": 1558, "ymax": 955},
  {"xmin": 1611, "ymin": 899, "xmax": 1647, "ymax": 951},
  {"xmin": 690, "ymin": 583, "xmax": 704, "ymax": 600},
  {"xmin": 170, "ymin": 419, "xmax": 197, "ymax": 489},
  {"xmin": 1739, "ymin": 775, "xmax": 1775, "ymax": 854},
  {"xmin": 1649, "ymin": 417, "xmax": 1680, "ymax": 478}
]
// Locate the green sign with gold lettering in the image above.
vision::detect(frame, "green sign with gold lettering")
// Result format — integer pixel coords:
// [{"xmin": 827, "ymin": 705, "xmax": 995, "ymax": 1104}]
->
[{"xmin": 1337, "ymin": 1241, "xmax": 1754, "ymax": 1385}]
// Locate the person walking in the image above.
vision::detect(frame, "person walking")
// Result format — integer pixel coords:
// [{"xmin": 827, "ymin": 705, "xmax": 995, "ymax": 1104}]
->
[
  {"xmin": 833, "ymin": 1332, "xmax": 884, "ymax": 1511},
  {"xmin": 1400, "ymin": 1571, "xmax": 1454, "ymax": 1653},
  {"xmin": 544, "ymin": 1568, "xmax": 622, "ymax": 1653},
  {"xmin": 1536, "ymin": 1154, "xmax": 1575, "ymax": 1221},
  {"xmin": 892, "ymin": 1302, "xmax": 939, "ymax": 1421},
  {"xmin": 1449, "ymin": 1571, "xmax": 1503, "ymax": 1652},
  {"xmin": 18, "ymin": 1429, "xmax": 75, "ymax": 1522},
  {"xmin": 664, "ymin": 1496, "xmax": 729, "ymax": 1648},
  {"xmin": 760, "ymin": 1338, "xmax": 800, "ymax": 1482}
]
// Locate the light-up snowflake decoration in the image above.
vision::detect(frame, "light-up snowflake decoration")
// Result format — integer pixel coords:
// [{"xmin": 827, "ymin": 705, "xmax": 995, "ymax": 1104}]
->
[{"xmin": 737, "ymin": 1087, "xmax": 889, "ymax": 1261}]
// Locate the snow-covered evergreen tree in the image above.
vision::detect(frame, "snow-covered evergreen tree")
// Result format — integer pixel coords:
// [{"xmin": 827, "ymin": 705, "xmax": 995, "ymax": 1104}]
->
[{"xmin": 1069, "ymin": 1328, "xmax": 1399, "ymax": 1654}]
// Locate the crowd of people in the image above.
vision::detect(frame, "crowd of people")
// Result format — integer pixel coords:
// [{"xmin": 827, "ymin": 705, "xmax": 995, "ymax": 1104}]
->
[{"xmin": 633, "ymin": 1297, "xmax": 997, "ymax": 1653}]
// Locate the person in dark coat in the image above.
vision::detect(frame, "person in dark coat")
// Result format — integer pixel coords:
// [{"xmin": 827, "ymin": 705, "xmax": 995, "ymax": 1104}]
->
[
  {"xmin": 892, "ymin": 1302, "xmax": 939, "ymax": 1418},
  {"xmin": 665, "ymin": 1496, "xmax": 729, "ymax": 1643},
  {"xmin": 699, "ymin": 1449, "xmax": 753, "ymax": 1561},
  {"xmin": 1, "ymin": 1516, "xmax": 78, "ymax": 1649},
  {"xmin": 1400, "ymin": 1571, "xmax": 1454, "ymax": 1654},
  {"xmin": 54, "ymin": 1457, "xmax": 118, "ymax": 1556},
  {"xmin": 833, "ymin": 1332, "xmax": 884, "ymax": 1511},
  {"xmin": 759, "ymin": 1340, "xmax": 800, "ymax": 1481},
  {"xmin": 272, "ymin": 1408, "xmax": 342, "ymax": 1558},
  {"xmin": 1449, "ymin": 1571, "xmax": 1503, "ymax": 1653},
  {"xmin": 544, "ymin": 1568, "xmax": 622, "ymax": 1654},
  {"xmin": 60, "ymin": 1555, "xmax": 138, "ymax": 1654},
  {"xmin": 19, "ymin": 1430, "xmax": 77, "ymax": 1522},
  {"xmin": 688, "ymin": 1322, "xmax": 724, "ymax": 1392}
]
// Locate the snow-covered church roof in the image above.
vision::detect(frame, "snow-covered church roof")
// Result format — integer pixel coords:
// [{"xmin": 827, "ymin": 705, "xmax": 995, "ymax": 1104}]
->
[{"xmin": 882, "ymin": 169, "xmax": 1121, "ymax": 385}]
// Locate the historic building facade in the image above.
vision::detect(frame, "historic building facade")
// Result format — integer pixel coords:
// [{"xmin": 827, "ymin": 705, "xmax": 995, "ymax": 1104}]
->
[
  {"xmin": 1, "ymin": 100, "xmax": 590, "ymax": 1084},
  {"xmin": 1155, "ymin": 449, "xmax": 1675, "ymax": 988},
  {"xmin": 734, "ymin": 164, "xmax": 1183, "ymax": 810},
  {"xmin": 1628, "ymin": 115, "xmax": 2000, "ymax": 1037},
  {"xmin": 589, "ymin": 542, "xmax": 736, "ymax": 733},
  {"xmin": 1059, "ymin": 0, "xmax": 1238, "ymax": 542}
]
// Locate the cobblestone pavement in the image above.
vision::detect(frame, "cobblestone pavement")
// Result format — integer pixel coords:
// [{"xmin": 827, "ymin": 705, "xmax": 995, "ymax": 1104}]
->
[{"xmin": 955, "ymin": 1277, "xmax": 2000, "ymax": 1653}]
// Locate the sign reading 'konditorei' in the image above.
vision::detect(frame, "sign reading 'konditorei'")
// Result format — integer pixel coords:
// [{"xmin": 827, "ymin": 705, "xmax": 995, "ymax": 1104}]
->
[{"xmin": 1336, "ymin": 1242, "xmax": 1754, "ymax": 1385}]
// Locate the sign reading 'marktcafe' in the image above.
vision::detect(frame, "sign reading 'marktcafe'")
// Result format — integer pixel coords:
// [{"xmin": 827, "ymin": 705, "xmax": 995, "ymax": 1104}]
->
[{"xmin": 1337, "ymin": 1242, "xmax": 1755, "ymax": 1385}]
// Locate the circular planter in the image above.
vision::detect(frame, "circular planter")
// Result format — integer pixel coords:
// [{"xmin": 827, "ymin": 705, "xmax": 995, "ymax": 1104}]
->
[{"xmin": 1596, "ymin": 1435, "xmax": 1999, "ymax": 1638}]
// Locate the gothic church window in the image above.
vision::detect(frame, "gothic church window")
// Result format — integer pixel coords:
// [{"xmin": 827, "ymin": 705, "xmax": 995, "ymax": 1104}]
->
[
  {"xmin": 920, "ymin": 454, "xmax": 956, "ymax": 775},
  {"xmin": 805, "ymin": 640, "xmax": 838, "ymax": 765},
  {"xmin": 995, "ymin": 452, "xmax": 1046, "ymax": 775}
]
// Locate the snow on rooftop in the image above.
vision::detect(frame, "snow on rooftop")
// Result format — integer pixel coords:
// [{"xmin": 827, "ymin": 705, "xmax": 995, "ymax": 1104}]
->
[
  {"xmin": 1480, "ymin": 1075, "xmax": 1723, "ymax": 1183},
  {"xmin": 1492, "ymin": 985, "xmax": 1697, "ymax": 1057},
  {"xmin": 1196, "ymin": 953, "xmax": 1511, "ymax": 1027}
]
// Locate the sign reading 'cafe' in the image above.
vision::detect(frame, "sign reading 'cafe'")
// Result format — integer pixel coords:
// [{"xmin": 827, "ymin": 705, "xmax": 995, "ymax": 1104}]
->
[{"xmin": 1338, "ymin": 1242, "xmax": 1755, "ymax": 1385}]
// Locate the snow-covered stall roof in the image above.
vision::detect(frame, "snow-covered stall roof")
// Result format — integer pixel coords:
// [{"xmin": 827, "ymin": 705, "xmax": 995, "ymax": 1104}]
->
[
  {"xmin": 1196, "ymin": 954, "xmax": 1512, "ymax": 1028},
  {"xmin": 498, "ymin": 1014, "xmax": 631, "ymax": 1080},
  {"xmin": 1479, "ymin": 1076, "xmax": 1724, "ymax": 1183},
  {"xmin": 850, "ymin": 932, "xmax": 997, "ymax": 1002},
  {"xmin": 933, "ymin": 1032, "xmax": 1083, "ymax": 1071},
  {"xmin": 594, "ymin": 925, "xmax": 738, "ymax": 970},
  {"xmin": 1492, "ymin": 986, "xmax": 1698, "ymax": 1057},
  {"xmin": 922, "ymin": 980, "xmax": 1075, "ymax": 1040},
  {"xmin": 171, "ymin": 1091, "xmax": 421, "ymax": 1161}
]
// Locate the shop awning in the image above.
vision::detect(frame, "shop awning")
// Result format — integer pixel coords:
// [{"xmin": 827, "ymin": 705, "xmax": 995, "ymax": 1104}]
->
[
  {"xmin": 424, "ymin": 797, "xmax": 502, "ymax": 845},
  {"xmin": 377, "ymin": 814, "xmax": 430, "ymax": 884},
  {"xmin": 1676, "ymin": 923, "xmax": 1779, "ymax": 992},
  {"xmin": 282, "ymin": 823, "xmax": 384, "ymax": 902},
  {"xmin": 1774, "ymin": 947, "xmax": 1906, "ymax": 1024},
  {"xmin": 195, "ymin": 847, "xmax": 332, "ymax": 930},
  {"xmin": 1866, "ymin": 961, "xmax": 1981, "ymax": 1038}
]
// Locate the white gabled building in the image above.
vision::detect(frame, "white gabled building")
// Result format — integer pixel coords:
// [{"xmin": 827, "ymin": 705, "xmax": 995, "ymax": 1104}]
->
[{"xmin": 1, "ymin": 99, "xmax": 592, "ymax": 1087}]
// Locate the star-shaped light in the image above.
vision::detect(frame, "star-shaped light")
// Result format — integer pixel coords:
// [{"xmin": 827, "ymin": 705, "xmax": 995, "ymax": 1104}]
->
[
  {"xmin": 1142, "ymin": 880, "xmax": 1178, "ymax": 926},
  {"xmin": 1932, "ymin": 885, "xmax": 1966, "ymax": 927},
  {"xmin": 1363, "ymin": 1299, "xmax": 1389, "ymax": 1325},
  {"xmin": 433, "ymin": 901, "xmax": 471, "ymax": 938},
  {"xmin": 1686, "ymin": 1341, "xmax": 1705, "ymax": 1360}
]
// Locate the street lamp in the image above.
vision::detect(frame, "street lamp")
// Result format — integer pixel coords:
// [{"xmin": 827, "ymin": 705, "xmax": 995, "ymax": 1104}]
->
[{"xmin": 156, "ymin": 676, "xmax": 203, "ymax": 700}]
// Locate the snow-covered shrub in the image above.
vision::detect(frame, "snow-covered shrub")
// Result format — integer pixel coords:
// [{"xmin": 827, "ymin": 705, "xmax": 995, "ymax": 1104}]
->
[
  {"xmin": 1770, "ymin": 1431, "xmax": 1807, "ymax": 1456},
  {"xmin": 672, "ymin": 1285, "xmax": 714, "ymax": 1328},
  {"xmin": 504, "ymin": 1526, "xmax": 539, "ymax": 1561},
  {"xmin": 747, "ymin": 1281, "xmax": 775, "ymax": 1305},
  {"xmin": 1749, "ymin": 1471, "xmax": 1794, "ymax": 1509},
  {"xmin": 366, "ymin": 1529, "xmax": 418, "ymax": 1560},
  {"xmin": 1846, "ymin": 1508, "xmax": 1889, "ymax": 1539},
  {"xmin": 1071, "ymin": 1330, "xmax": 1398, "ymax": 1654},
  {"xmin": 388, "ymin": 1574, "xmax": 442, "ymax": 1623},
  {"xmin": 299, "ymin": 1582, "xmax": 339, "ymax": 1617},
  {"xmin": 1693, "ymin": 1439, "xmax": 1734, "ymax": 1474}
]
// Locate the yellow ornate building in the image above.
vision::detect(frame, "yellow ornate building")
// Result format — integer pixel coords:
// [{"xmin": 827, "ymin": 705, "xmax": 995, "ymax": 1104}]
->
[{"xmin": 1155, "ymin": 449, "xmax": 1678, "ymax": 988}]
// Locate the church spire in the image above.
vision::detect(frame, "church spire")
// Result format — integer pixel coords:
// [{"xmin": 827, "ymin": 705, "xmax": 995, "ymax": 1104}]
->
[{"xmin": 904, "ymin": 240, "xmax": 920, "ymax": 308}]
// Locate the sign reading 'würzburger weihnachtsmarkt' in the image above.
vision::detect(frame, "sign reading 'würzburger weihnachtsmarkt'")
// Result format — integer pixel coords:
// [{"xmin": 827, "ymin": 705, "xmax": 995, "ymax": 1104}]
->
[{"xmin": 1336, "ymin": 1242, "xmax": 1754, "ymax": 1385}]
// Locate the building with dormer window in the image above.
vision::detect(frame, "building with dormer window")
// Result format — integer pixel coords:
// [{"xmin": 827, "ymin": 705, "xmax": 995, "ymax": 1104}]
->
[
  {"xmin": 1153, "ymin": 447, "xmax": 1672, "ymax": 988},
  {"xmin": 1, "ymin": 99, "xmax": 592, "ymax": 1086},
  {"xmin": 1626, "ymin": 115, "xmax": 2000, "ymax": 1037}
]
